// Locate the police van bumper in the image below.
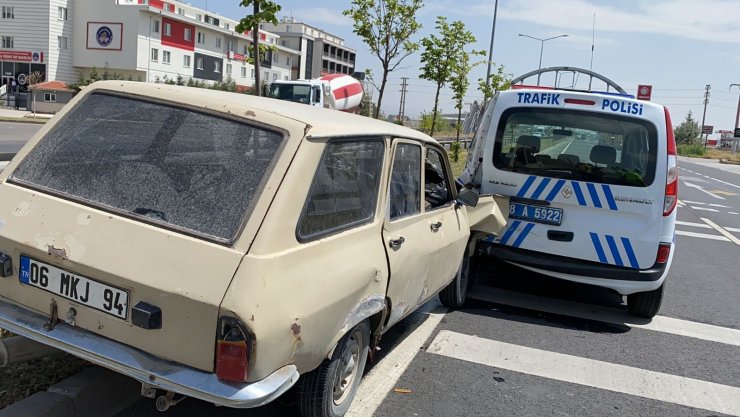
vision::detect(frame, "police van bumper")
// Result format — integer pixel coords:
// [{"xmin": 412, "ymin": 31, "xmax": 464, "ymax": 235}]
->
[{"xmin": 479, "ymin": 242, "xmax": 671, "ymax": 295}]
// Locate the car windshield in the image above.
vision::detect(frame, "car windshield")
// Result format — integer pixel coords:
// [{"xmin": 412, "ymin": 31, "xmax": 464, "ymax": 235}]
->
[
  {"xmin": 10, "ymin": 92, "xmax": 285, "ymax": 244},
  {"xmin": 269, "ymin": 83, "xmax": 312, "ymax": 104},
  {"xmin": 493, "ymin": 108, "xmax": 658, "ymax": 187}
]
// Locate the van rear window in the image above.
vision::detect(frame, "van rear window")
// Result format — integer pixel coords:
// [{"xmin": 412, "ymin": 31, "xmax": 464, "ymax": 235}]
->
[
  {"xmin": 10, "ymin": 92, "xmax": 285, "ymax": 244},
  {"xmin": 493, "ymin": 108, "xmax": 658, "ymax": 187}
]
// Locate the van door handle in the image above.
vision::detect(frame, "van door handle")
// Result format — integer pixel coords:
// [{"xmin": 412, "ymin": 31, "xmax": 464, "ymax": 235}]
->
[
  {"xmin": 430, "ymin": 222, "xmax": 442, "ymax": 232},
  {"xmin": 389, "ymin": 237, "xmax": 405, "ymax": 249},
  {"xmin": 548, "ymin": 230, "xmax": 573, "ymax": 242}
]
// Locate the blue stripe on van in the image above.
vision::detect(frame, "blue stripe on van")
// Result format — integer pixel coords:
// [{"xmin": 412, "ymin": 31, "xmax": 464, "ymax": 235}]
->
[
  {"xmin": 602, "ymin": 184, "xmax": 618, "ymax": 211},
  {"xmin": 512, "ymin": 223, "xmax": 535, "ymax": 248},
  {"xmin": 517, "ymin": 176, "xmax": 537, "ymax": 198},
  {"xmin": 530, "ymin": 178, "xmax": 551, "ymax": 200},
  {"xmin": 572, "ymin": 182, "xmax": 587, "ymax": 206},
  {"xmin": 545, "ymin": 179, "xmax": 566, "ymax": 202},
  {"xmin": 586, "ymin": 183, "xmax": 602, "ymax": 208},
  {"xmin": 605, "ymin": 235, "xmax": 624, "ymax": 267},
  {"xmin": 500, "ymin": 220, "xmax": 522, "ymax": 245},
  {"xmin": 590, "ymin": 232, "xmax": 608, "ymax": 263},
  {"xmin": 621, "ymin": 237, "xmax": 640, "ymax": 269}
]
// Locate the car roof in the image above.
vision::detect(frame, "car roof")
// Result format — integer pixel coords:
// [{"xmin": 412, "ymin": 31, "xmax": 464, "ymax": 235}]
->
[{"xmin": 86, "ymin": 81, "xmax": 438, "ymax": 144}]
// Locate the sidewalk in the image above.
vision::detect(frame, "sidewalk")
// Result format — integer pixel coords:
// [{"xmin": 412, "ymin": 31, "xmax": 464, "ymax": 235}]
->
[{"xmin": 0, "ymin": 107, "xmax": 53, "ymax": 123}]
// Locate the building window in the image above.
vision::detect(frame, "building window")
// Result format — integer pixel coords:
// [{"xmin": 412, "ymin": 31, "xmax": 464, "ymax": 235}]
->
[
  {"xmin": 152, "ymin": 20, "xmax": 160, "ymax": 34},
  {"xmin": 251, "ymin": 69, "xmax": 255, "ymax": 79},
  {"xmin": 272, "ymin": 73, "xmax": 277, "ymax": 81},
  {"xmin": 214, "ymin": 61, "xmax": 221, "ymax": 73},
  {"xmin": 286, "ymin": 56, "xmax": 290, "ymax": 65},
  {"xmin": 163, "ymin": 50, "xmax": 171, "ymax": 64},
  {"xmin": 57, "ymin": 36, "xmax": 68, "ymax": 50},
  {"xmin": 183, "ymin": 55, "xmax": 191, "ymax": 68},
  {"xmin": 225, "ymin": 63, "xmax": 232, "ymax": 76},
  {"xmin": 227, "ymin": 40, "xmax": 234, "ymax": 52},
  {"xmin": 284, "ymin": 75, "xmax": 288, "ymax": 80},
  {"xmin": 184, "ymin": 28, "xmax": 192, "ymax": 41},
  {"xmin": 196, "ymin": 57, "xmax": 204, "ymax": 70},
  {"xmin": 197, "ymin": 32, "xmax": 205, "ymax": 44},
  {"xmin": 274, "ymin": 52, "xmax": 279, "ymax": 62},
  {"xmin": 151, "ymin": 48, "xmax": 158, "ymax": 62},
  {"xmin": 240, "ymin": 67, "xmax": 246, "ymax": 78},
  {"xmin": 164, "ymin": 22, "xmax": 172, "ymax": 36},
  {"xmin": 263, "ymin": 71, "xmax": 268, "ymax": 82},
  {"xmin": 196, "ymin": 13, "xmax": 202, "ymax": 21},
  {"xmin": 243, "ymin": 45, "xmax": 249, "ymax": 55},
  {"xmin": 215, "ymin": 38, "xmax": 222, "ymax": 49},
  {"xmin": 1, "ymin": 36, "xmax": 14, "ymax": 49},
  {"xmin": 177, "ymin": 7, "xmax": 185, "ymax": 16},
  {"xmin": 44, "ymin": 93, "xmax": 57, "ymax": 102},
  {"xmin": 58, "ymin": 6, "xmax": 68, "ymax": 20},
  {"xmin": 225, "ymin": 23, "xmax": 230, "ymax": 31},
  {"xmin": 1, "ymin": 6, "xmax": 14, "ymax": 19},
  {"xmin": 281, "ymin": 40, "xmax": 287, "ymax": 46},
  {"xmin": 286, "ymin": 25, "xmax": 291, "ymax": 32}
]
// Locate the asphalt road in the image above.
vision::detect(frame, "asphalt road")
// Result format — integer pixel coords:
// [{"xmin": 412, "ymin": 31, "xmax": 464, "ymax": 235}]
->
[
  {"xmin": 0, "ymin": 122, "xmax": 41, "ymax": 153},
  {"xmin": 114, "ymin": 157, "xmax": 740, "ymax": 417}
]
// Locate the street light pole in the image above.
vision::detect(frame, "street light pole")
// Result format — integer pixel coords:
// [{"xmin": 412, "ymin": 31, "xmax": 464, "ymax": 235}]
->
[
  {"xmin": 730, "ymin": 84, "xmax": 740, "ymax": 130},
  {"xmin": 485, "ymin": 0, "xmax": 499, "ymax": 90},
  {"xmin": 518, "ymin": 33, "xmax": 569, "ymax": 86}
]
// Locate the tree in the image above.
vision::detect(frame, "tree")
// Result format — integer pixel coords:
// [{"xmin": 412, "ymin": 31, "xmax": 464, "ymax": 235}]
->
[
  {"xmin": 478, "ymin": 64, "xmax": 512, "ymax": 103},
  {"xmin": 344, "ymin": 0, "xmax": 423, "ymax": 118},
  {"xmin": 674, "ymin": 110, "xmax": 701, "ymax": 145},
  {"xmin": 236, "ymin": 0, "xmax": 281, "ymax": 97}
]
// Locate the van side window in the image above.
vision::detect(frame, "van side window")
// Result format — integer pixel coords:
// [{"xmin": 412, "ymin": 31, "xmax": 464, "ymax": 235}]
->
[
  {"xmin": 389, "ymin": 143, "xmax": 421, "ymax": 220},
  {"xmin": 297, "ymin": 139, "xmax": 385, "ymax": 241},
  {"xmin": 424, "ymin": 148, "xmax": 452, "ymax": 209}
]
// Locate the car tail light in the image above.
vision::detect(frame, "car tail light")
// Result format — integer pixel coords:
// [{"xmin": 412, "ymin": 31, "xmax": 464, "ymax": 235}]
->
[
  {"xmin": 656, "ymin": 243, "xmax": 671, "ymax": 264},
  {"xmin": 215, "ymin": 317, "xmax": 251, "ymax": 383},
  {"xmin": 663, "ymin": 106, "xmax": 678, "ymax": 216}
]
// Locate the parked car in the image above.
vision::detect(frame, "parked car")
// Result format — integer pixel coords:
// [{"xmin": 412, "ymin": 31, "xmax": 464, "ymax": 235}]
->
[
  {"xmin": 458, "ymin": 86, "xmax": 678, "ymax": 318},
  {"xmin": 0, "ymin": 81, "xmax": 506, "ymax": 417}
]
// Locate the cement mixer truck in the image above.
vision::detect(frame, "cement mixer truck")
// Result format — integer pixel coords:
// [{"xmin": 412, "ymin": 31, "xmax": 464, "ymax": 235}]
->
[{"xmin": 268, "ymin": 73, "xmax": 364, "ymax": 114}]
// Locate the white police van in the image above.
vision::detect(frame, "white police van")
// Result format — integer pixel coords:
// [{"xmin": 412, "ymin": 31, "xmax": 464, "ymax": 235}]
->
[{"xmin": 460, "ymin": 86, "xmax": 678, "ymax": 318}]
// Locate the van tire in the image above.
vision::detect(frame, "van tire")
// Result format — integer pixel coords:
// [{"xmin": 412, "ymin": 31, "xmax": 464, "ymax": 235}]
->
[
  {"xmin": 627, "ymin": 283, "xmax": 665, "ymax": 318},
  {"xmin": 439, "ymin": 254, "xmax": 476, "ymax": 308},
  {"xmin": 296, "ymin": 321, "xmax": 370, "ymax": 417}
]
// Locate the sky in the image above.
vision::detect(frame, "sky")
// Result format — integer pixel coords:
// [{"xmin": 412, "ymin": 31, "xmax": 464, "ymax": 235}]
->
[{"xmin": 193, "ymin": 0, "xmax": 739, "ymax": 138}]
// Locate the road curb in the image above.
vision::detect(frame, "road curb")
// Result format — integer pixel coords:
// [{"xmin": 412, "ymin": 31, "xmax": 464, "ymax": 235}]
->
[
  {"xmin": 0, "ymin": 367, "xmax": 141, "ymax": 417},
  {"xmin": 0, "ymin": 117, "xmax": 47, "ymax": 124}
]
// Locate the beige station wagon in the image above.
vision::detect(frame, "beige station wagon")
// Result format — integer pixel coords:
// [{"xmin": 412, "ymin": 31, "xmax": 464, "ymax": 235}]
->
[{"xmin": 0, "ymin": 81, "xmax": 506, "ymax": 416}]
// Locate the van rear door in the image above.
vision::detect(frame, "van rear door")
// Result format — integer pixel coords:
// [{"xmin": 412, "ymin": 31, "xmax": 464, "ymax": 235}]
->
[{"xmin": 482, "ymin": 92, "xmax": 667, "ymax": 270}]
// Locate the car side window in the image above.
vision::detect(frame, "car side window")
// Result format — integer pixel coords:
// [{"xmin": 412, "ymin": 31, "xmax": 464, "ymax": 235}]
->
[
  {"xmin": 297, "ymin": 139, "xmax": 385, "ymax": 241},
  {"xmin": 424, "ymin": 147, "xmax": 452, "ymax": 210},
  {"xmin": 389, "ymin": 143, "xmax": 421, "ymax": 220}
]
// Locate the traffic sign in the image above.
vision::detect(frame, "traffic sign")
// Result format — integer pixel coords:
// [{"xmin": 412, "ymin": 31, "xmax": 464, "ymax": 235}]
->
[
  {"xmin": 16, "ymin": 73, "xmax": 27, "ymax": 85},
  {"xmin": 702, "ymin": 125, "xmax": 713, "ymax": 134},
  {"xmin": 637, "ymin": 85, "xmax": 652, "ymax": 101}
]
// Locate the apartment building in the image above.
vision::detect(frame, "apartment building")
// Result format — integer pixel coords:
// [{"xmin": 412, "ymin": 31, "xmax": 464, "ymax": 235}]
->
[{"xmin": 261, "ymin": 17, "xmax": 357, "ymax": 80}]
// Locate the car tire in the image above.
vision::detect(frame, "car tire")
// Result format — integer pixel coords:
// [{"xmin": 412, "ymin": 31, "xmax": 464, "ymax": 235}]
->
[
  {"xmin": 296, "ymin": 321, "xmax": 370, "ymax": 417},
  {"xmin": 627, "ymin": 283, "xmax": 665, "ymax": 318},
  {"xmin": 439, "ymin": 253, "xmax": 476, "ymax": 308}
]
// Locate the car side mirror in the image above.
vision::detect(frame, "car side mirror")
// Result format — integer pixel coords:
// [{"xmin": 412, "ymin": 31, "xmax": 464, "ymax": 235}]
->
[{"xmin": 456, "ymin": 188, "xmax": 479, "ymax": 208}]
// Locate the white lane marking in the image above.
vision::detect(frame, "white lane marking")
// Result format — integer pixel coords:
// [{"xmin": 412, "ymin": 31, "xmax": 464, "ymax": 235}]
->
[
  {"xmin": 683, "ymin": 182, "xmax": 726, "ymax": 200},
  {"xmin": 726, "ymin": 227, "xmax": 740, "ymax": 232},
  {"xmin": 711, "ymin": 177, "xmax": 740, "ymax": 190},
  {"xmin": 428, "ymin": 331, "xmax": 740, "ymax": 417},
  {"xmin": 681, "ymin": 200, "xmax": 705, "ymax": 205},
  {"xmin": 675, "ymin": 220, "xmax": 712, "ymax": 229},
  {"xmin": 701, "ymin": 217, "xmax": 740, "ymax": 246},
  {"xmin": 709, "ymin": 203, "xmax": 730, "ymax": 208},
  {"xmin": 690, "ymin": 206, "xmax": 719, "ymax": 212},
  {"xmin": 347, "ymin": 304, "xmax": 447, "ymax": 416},
  {"xmin": 730, "ymin": 212, "xmax": 739, "ymax": 215},
  {"xmin": 675, "ymin": 230, "xmax": 730, "ymax": 241},
  {"xmin": 468, "ymin": 287, "xmax": 740, "ymax": 347}
]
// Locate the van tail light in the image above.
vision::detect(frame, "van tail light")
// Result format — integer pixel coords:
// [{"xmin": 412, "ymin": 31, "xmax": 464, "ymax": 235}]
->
[
  {"xmin": 215, "ymin": 317, "xmax": 251, "ymax": 383},
  {"xmin": 656, "ymin": 243, "xmax": 671, "ymax": 264},
  {"xmin": 663, "ymin": 106, "xmax": 678, "ymax": 216}
]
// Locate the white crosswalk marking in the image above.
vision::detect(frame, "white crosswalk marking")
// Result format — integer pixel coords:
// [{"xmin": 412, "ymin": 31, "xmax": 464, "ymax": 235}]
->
[
  {"xmin": 727, "ymin": 227, "xmax": 740, "ymax": 233},
  {"xmin": 428, "ymin": 330, "xmax": 740, "ymax": 416},
  {"xmin": 691, "ymin": 206, "xmax": 719, "ymax": 212},
  {"xmin": 675, "ymin": 220, "xmax": 711, "ymax": 229},
  {"xmin": 676, "ymin": 230, "xmax": 730, "ymax": 241}
]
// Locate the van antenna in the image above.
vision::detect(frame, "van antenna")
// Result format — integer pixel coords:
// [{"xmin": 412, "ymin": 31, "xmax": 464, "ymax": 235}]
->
[{"xmin": 588, "ymin": 12, "xmax": 595, "ymax": 90}]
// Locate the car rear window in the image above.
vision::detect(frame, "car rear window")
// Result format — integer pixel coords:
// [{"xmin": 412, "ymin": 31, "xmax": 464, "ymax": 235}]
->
[
  {"xmin": 11, "ymin": 92, "xmax": 285, "ymax": 244},
  {"xmin": 493, "ymin": 108, "xmax": 658, "ymax": 187}
]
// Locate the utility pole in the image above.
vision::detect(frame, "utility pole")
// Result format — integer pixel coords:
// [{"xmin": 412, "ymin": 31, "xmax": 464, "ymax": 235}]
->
[
  {"xmin": 398, "ymin": 77, "xmax": 409, "ymax": 123},
  {"xmin": 700, "ymin": 84, "xmax": 711, "ymax": 148}
]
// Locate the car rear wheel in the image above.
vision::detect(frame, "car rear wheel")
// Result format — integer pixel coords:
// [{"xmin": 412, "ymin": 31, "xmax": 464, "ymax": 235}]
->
[
  {"xmin": 296, "ymin": 321, "xmax": 370, "ymax": 417},
  {"xmin": 439, "ymin": 253, "xmax": 477, "ymax": 308},
  {"xmin": 627, "ymin": 283, "xmax": 665, "ymax": 318}
]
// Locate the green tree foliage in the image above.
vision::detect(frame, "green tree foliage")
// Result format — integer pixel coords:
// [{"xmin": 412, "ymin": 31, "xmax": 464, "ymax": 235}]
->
[
  {"xmin": 344, "ymin": 0, "xmax": 423, "ymax": 119},
  {"xmin": 236, "ymin": 0, "xmax": 281, "ymax": 97},
  {"xmin": 478, "ymin": 64, "xmax": 513, "ymax": 103},
  {"xmin": 674, "ymin": 110, "xmax": 701, "ymax": 145},
  {"xmin": 419, "ymin": 111, "xmax": 449, "ymax": 134}
]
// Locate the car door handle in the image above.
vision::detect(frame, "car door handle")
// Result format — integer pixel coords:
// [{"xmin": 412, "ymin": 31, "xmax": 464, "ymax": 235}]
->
[
  {"xmin": 389, "ymin": 237, "xmax": 405, "ymax": 249},
  {"xmin": 430, "ymin": 222, "xmax": 442, "ymax": 232}
]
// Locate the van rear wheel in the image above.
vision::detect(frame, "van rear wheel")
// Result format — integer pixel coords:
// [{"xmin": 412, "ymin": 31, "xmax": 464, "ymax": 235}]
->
[
  {"xmin": 296, "ymin": 321, "xmax": 370, "ymax": 417},
  {"xmin": 439, "ymin": 254, "xmax": 476, "ymax": 308},
  {"xmin": 627, "ymin": 283, "xmax": 665, "ymax": 318}
]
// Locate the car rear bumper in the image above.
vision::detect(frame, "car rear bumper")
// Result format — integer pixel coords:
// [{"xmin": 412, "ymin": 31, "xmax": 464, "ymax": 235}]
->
[
  {"xmin": 0, "ymin": 298, "xmax": 299, "ymax": 408},
  {"xmin": 479, "ymin": 242, "xmax": 671, "ymax": 294}
]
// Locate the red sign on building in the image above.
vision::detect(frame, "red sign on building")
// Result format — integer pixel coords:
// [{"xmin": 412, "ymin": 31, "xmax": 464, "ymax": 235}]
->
[{"xmin": 637, "ymin": 85, "xmax": 652, "ymax": 101}]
